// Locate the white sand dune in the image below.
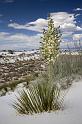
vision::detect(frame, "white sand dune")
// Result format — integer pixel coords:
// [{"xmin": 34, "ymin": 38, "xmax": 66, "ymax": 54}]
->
[{"xmin": 0, "ymin": 80, "xmax": 82, "ymax": 124}]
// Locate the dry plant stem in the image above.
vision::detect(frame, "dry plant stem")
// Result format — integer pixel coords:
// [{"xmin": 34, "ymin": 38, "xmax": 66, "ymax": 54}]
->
[{"xmin": 48, "ymin": 61, "xmax": 54, "ymax": 83}]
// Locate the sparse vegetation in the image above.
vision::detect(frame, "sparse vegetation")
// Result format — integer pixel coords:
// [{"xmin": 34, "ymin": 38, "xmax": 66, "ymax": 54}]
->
[
  {"xmin": 8, "ymin": 50, "xmax": 14, "ymax": 54},
  {"xmin": 12, "ymin": 73, "xmax": 64, "ymax": 114},
  {"xmin": 0, "ymin": 74, "xmax": 37, "ymax": 96}
]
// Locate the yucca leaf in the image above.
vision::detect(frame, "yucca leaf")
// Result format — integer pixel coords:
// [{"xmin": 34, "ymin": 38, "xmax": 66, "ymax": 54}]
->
[{"xmin": 12, "ymin": 79, "xmax": 64, "ymax": 114}]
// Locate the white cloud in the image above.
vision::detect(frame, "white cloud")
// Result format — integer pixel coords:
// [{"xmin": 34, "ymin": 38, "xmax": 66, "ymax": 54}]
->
[
  {"xmin": 61, "ymin": 23, "xmax": 76, "ymax": 31},
  {"xmin": 73, "ymin": 34, "xmax": 82, "ymax": 40},
  {"xmin": 8, "ymin": 18, "xmax": 48, "ymax": 32},
  {"xmin": 76, "ymin": 26, "xmax": 82, "ymax": 31},
  {"xmin": 50, "ymin": 12, "xmax": 75, "ymax": 26},
  {"xmin": 50, "ymin": 12, "xmax": 80, "ymax": 32},
  {"xmin": 0, "ymin": 32, "xmax": 41, "ymax": 42},
  {"xmin": 0, "ymin": 32, "xmax": 41, "ymax": 50},
  {"xmin": 8, "ymin": 12, "xmax": 82, "ymax": 39},
  {"xmin": 9, "ymin": 12, "xmax": 76, "ymax": 33},
  {"xmin": 74, "ymin": 8, "xmax": 82, "ymax": 11},
  {"xmin": 9, "ymin": 33, "xmax": 40, "ymax": 42},
  {"xmin": 62, "ymin": 32, "xmax": 73, "ymax": 38},
  {"xmin": 75, "ymin": 14, "xmax": 80, "ymax": 17},
  {"xmin": 50, "ymin": 12, "xmax": 82, "ymax": 38},
  {"xmin": 7, "ymin": 11, "xmax": 82, "ymax": 50},
  {"xmin": 28, "ymin": 18, "xmax": 47, "ymax": 26},
  {"xmin": 0, "ymin": 32, "xmax": 10, "ymax": 40},
  {"xmin": 9, "ymin": 19, "xmax": 13, "ymax": 22}
]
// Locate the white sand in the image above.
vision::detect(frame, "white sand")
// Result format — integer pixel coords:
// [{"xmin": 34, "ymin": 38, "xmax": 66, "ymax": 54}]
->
[{"xmin": 0, "ymin": 80, "xmax": 82, "ymax": 124}]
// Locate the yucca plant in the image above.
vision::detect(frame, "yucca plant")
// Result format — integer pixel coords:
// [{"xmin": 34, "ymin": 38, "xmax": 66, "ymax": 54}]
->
[
  {"xmin": 12, "ymin": 16, "xmax": 64, "ymax": 115},
  {"xmin": 12, "ymin": 80, "xmax": 64, "ymax": 114}
]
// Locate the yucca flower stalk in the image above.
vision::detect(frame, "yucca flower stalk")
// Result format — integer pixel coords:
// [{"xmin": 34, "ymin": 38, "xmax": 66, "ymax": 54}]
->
[
  {"xmin": 40, "ymin": 17, "xmax": 61, "ymax": 63},
  {"xmin": 40, "ymin": 16, "xmax": 61, "ymax": 81}
]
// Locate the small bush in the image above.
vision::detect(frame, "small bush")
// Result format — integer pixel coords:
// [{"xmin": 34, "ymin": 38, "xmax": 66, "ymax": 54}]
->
[
  {"xmin": 53, "ymin": 53, "xmax": 82, "ymax": 78},
  {"xmin": 12, "ymin": 80, "xmax": 64, "ymax": 114}
]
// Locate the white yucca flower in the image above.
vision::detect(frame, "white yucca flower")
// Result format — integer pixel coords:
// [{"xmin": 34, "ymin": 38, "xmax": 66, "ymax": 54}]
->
[{"xmin": 40, "ymin": 17, "xmax": 61, "ymax": 64}]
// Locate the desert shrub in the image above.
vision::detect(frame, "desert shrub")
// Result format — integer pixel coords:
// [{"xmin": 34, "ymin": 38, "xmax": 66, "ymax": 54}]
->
[
  {"xmin": 53, "ymin": 52, "xmax": 82, "ymax": 78},
  {"xmin": 8, "ymin": 50, "xmax": 14, "ymax": 54},
  {"xmin": 0, "ymin": 74, "xmax": 36, "ymax": 95},
  {"xmin": 12, "ymin": 79, "xmax": 64, "ymax": 114},
  {"xmin": 49, "ymin": 51, "xmax": 82, "ymax": 89}
]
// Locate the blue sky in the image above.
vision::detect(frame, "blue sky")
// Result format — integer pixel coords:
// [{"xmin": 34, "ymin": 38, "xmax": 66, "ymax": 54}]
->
[{"xmin": 0, "ymin": 0, "xmax": 82, "ymax": 50}]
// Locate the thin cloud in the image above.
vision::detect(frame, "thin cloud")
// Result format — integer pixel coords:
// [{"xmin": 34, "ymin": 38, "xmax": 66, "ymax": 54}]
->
[
  {"xmin": 8, "ymin": 18, "xmax": 48, "ymax": 32},
  {"xmin": 0, "ymin": 32, "xmax": 41, "ymax": 50},
  {"xmin": 75, "ymin": 14, "xmax": 80, "ymax": 17},
  {"xmin": 73, "ymin": 34, "xmax": 82, "ymax": 40},
  {"xmin": 0, "ymin": 14, "xmax": 3, "ymax": 17},
  {"xmin": 0, "ymin": 0, "xmax": 14, "ymax": 3},
  {"xmin": 74, "ymin": 8, "xmax": 82, "ymax": 11}
]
